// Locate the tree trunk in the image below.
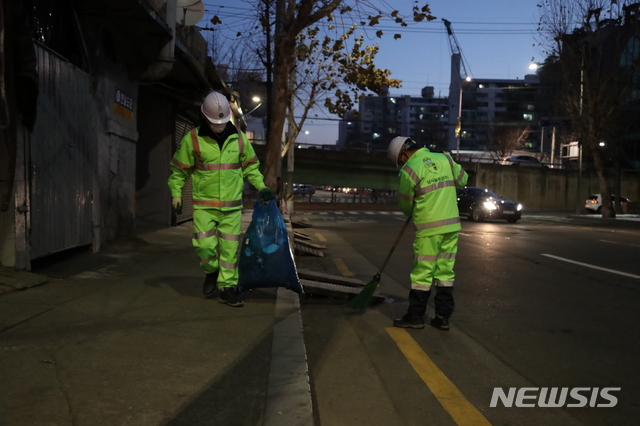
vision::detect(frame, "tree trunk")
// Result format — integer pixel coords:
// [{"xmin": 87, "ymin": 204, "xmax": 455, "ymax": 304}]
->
[
  {"xmin": 589, "ymin": 142, "xmax": 615, "ymax": 218},
  {"xmin": 613, "ymin": 143, "xmax": 623, "ymax": 214},
  {"xmin": 264, "ymin": 35, "xmax": 295, "ymax": 191}
]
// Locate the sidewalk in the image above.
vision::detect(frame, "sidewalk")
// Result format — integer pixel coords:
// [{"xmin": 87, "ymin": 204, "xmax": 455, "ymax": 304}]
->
[{"xmin": 0, "ymin": 211, "xmax": 311, "ymax": 426}]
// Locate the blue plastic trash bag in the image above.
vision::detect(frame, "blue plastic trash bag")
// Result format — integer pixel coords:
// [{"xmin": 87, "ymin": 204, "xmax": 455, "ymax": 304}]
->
[{"xmin": 238, "ymin": 199, "xmax": 303, "ymax": 294}]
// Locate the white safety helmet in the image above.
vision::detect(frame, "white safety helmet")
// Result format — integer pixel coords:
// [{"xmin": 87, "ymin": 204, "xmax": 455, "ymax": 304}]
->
[
  {"xmin": 201, "ymin": 92, "xmax": 231, "ymax": 124},
  {"xmin": 388, "ymin": 136, "xmax": 415, "ymax": 168}
]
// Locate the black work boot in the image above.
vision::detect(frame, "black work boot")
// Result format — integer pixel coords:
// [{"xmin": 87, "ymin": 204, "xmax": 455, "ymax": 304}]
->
[
  {"xmin": 393, "ymin": 314, "xmax": 425, "ymax": 329},
  {"xmin": 203, "ymin": 272, "xmax": 219, "ymax": 299},
  {"xmin": 430, "ymin": 314, "xmax": 450, "ymax": 331},
  {"xmin": 218, "ymin": 287, "xmax": 244, "ymax": 307}
]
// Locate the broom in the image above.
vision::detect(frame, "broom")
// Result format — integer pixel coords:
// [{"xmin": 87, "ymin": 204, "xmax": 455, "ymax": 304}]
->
[{"xmin": 346, "ymin": 216, "xmax": 412, "ymax": 309}]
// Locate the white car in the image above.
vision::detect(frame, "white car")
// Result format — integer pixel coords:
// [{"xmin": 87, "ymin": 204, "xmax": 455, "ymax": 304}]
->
[
  {"xmin": 293, "ymin": 184, "xmax": 315, "ymax": 196},
  {"xmin": 585, "ymin": 194, "xmax": 630, "ymax": 213},
  {"xmin": 500, "ymin": 155, "xmax": 549, "ymax": 168}
]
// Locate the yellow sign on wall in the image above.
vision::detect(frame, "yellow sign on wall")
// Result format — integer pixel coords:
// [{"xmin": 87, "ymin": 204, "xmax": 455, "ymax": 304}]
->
[{"xmin": 113, "ymin": 104, "xmax": 133, "ymax": 120}]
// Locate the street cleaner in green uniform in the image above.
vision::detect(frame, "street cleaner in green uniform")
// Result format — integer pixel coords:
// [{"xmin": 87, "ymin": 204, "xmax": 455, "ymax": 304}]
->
[
  {"xmin": 388, "ymin": 137, "xmax": 468, "ymax": 330},
  {"xmin": 168, "ymin": 91, "xmax": 275, "ymax": 307}
]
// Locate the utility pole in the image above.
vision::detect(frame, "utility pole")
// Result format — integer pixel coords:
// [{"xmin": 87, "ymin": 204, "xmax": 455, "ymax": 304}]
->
[
  {"xmin": 575, "ymin": 43, "xmax": 586, "ymax": 214},
  {"xmin": 286, "ymin": 64, "xmax": 296, "ymax": 214}
]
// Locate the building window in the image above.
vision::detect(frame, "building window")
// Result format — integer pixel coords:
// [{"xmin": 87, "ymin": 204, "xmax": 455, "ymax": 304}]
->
[{"xmin": 523, "ymin": 114, "xmax": 534, "ymax": 121}]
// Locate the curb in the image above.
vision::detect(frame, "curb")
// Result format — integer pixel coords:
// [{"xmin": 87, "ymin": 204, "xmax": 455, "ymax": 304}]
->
[
  {"xmin": 244, "ymin": 208, "xmax": 314, "ymax": 425},
  {"xmin": 263, "ymin": 288, "xmax": 314, "ymax": 426}
]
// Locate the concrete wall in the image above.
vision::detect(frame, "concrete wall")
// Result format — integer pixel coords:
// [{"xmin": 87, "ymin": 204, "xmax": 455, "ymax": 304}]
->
[
  {"xmin": 92, "ymin": 62, "xmax": 139, "ymax": 248},
  {"xmin": 135, "ymin": 88, "xmax": 173, "ymax": 226},
  {"xmin": 254, "ymin": 145, "xmax": 640, "ymax": 213},
  {"xmin": 470, "ymin": 163, "xmax": 640, "ymax": 212}
]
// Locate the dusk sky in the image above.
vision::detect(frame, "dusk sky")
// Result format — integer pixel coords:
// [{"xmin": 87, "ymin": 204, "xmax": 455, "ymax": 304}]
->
[{"xmin": 203, "ymin": 0, "xmax": 543, "ymax": 145}]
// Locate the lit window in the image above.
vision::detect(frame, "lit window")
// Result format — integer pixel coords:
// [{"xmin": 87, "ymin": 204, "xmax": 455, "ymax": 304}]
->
[{"xmin": 523, "ymin": 114, "xmax": 533, "ymax": 121}]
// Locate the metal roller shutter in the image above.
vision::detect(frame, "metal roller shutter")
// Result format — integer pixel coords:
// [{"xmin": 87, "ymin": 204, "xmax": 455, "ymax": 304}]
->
[{"xmin": 174, "ymin": 116, "xmax": 196, "ymax": 224}]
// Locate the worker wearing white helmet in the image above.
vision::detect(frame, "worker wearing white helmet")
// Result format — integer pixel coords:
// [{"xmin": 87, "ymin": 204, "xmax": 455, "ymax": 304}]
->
[
  {"xmin": 388, "ymin": 137, "xmax": 468, "ymax": 330},
  {"xmin": 168, "ymin": 91, "xmax": 275, "ymax": 307}
]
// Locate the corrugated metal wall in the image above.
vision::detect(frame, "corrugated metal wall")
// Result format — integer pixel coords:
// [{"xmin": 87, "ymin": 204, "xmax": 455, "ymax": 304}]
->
[
  {"xmin": 174, "ymin": 115, "xmax": 195, "ymax": 223},
  {"xmin": 29, "ymin": 46, "xmax": 95, "ymax": 259}
]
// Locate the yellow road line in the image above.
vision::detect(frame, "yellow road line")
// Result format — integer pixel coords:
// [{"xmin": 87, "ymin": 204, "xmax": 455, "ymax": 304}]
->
[
  {"xmin": 332, "ymin": 258, "xmax": 355, "ymax": 277},
  {"xmin": 386, "ymin": 328, "xmax": 492, "ymax": 426},
  {"xmin": 315, "ymin": 232, "xmax": 327, "ymax": 242}
]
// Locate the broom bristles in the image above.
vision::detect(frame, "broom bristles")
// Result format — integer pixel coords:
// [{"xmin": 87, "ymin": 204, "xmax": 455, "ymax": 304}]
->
[{"xmin": 346, "ymin": 276, "xmax": 381, "ymax": 309}]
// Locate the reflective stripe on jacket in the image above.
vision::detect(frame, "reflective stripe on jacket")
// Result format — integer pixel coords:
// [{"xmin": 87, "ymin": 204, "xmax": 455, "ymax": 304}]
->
[
  {"xmin": 398, "ymin": 148, "xmax": 468, "ymax": 236},
  {"xmin": 168, "ymin": 127, "xmax": 266, "ymax": 210}
]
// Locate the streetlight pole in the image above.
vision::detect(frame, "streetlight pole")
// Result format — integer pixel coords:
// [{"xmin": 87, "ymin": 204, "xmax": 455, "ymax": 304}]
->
[
  {"xmin": 244, "ymin": 96, "xmax": 263, "ymax": 117},
  {"xmin": 456, "ymin": 84, "xmax": 462, "ymax": 161},
  {"xmin": 575, "ymin": 44, "xmax": 586, "ymax": 214}
]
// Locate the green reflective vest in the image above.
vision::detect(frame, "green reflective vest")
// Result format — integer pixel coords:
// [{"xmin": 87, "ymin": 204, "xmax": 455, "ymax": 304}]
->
[
  {"xmin": 398, "ymin": 148, "xmax": 468, "ymax": 236},
  {"xmin": 168, "ymin": 127, "xmax": 266, "ymax": 211}
]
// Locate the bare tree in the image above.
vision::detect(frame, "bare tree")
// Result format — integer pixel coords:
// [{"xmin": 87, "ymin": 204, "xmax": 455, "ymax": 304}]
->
[
  {"xmin": 491, "ymin": 126, "xmax": 531, "ymax": 158},
  {"xmin": 282, "ymin": 20, "xmax": 403, "ymax": 155},
  {"xmin": 211, "ymin": 1, "xmax": 435, "ymax": 189},
  {"xmin": 537, "ymin": 0, "xmax": 640, "ymax": 217}
]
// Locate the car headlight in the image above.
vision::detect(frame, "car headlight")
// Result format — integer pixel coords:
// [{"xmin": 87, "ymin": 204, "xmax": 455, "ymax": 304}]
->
[
  {"xmin": 517, "ymin": 204, "xmax": 523, "ymax": 211},
  {"xmin": 483, "ymin": 201, "xmax": 497, "ymax": 210}
]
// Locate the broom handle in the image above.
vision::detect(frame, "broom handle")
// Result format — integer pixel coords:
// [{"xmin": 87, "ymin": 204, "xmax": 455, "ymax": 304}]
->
[{"xmin": 378, "ymin": 216, "xmax": 412, "ymax": 274}]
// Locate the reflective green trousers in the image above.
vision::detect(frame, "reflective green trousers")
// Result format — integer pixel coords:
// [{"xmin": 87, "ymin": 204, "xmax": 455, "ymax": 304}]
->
[
  {"xmin": 408, "ymin": 232, "xmax": 458, "ymax": 318},
  {"xmin": 192, "ymin": 209, "xmax": 241, "ymax": 288},
  {"xmin": 410, "ymin": 232, "xmax": 459, "ymax": 290}
]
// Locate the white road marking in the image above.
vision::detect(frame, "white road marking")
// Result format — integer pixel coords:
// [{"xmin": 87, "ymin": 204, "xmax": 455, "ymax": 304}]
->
[
  {"xmin": 541, "ymin": 254, "xmax": 640, "ymax": 279},
  {"xmin": 348, "ymin": 211, "xmax": 359, "ymax": 215},
  {"xmin": 364, "ymin": 211, "xmax": 375, "ymax": 215},
  {"xmin": 600, "ymin": 239, "xmax": 640, "ymax": 248}
]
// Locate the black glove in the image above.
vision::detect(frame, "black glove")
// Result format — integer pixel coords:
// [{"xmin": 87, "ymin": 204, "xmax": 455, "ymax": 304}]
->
[
  {"xmin": 172, "ymin": 197, "xmax": 183, "ymax": 215},
  {"xmin": 259, "ymin": 187, "xmax": 276, "ymax": 202}
]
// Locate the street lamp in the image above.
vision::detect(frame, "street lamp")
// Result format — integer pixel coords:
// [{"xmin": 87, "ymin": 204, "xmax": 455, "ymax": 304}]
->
[
  {"xmin": 244, "ymin": 96, "xmax": 263, "ymax": 116},
  {"xmin": 455, "ymin": 76, "xmax": 471, "ymax": 160}
]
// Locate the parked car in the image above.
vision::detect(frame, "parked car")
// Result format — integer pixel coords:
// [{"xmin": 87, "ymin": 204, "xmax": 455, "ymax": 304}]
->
[
  {"xmin": 585, "ymin": 194, "xmax": 630, "ymax": 214},
  {"xmin": 293, "ymin": 184, "xmax": 316, "ymax": 196},
  {"xmin": 500, "ymin": 155, "xmax": 549, "ymax": 168},
  {"xmin": 457, "ymin": 187, "xmax": 523, "ymax": 223}
]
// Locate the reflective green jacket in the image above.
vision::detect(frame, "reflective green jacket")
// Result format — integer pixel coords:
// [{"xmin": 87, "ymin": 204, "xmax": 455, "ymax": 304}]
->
[
  {"xmin": 168, "ymin": 127, "xmax": 266, "ymax": 211},
  {"xmin": 398, "ymin": 148, "xmax": 468, "ymax": 236}
]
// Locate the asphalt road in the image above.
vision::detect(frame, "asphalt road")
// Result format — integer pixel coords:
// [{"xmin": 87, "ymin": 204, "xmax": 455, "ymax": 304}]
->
[{"xmin": 294, "ymin": 212, "xmax": 640, "ymax": 426}]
